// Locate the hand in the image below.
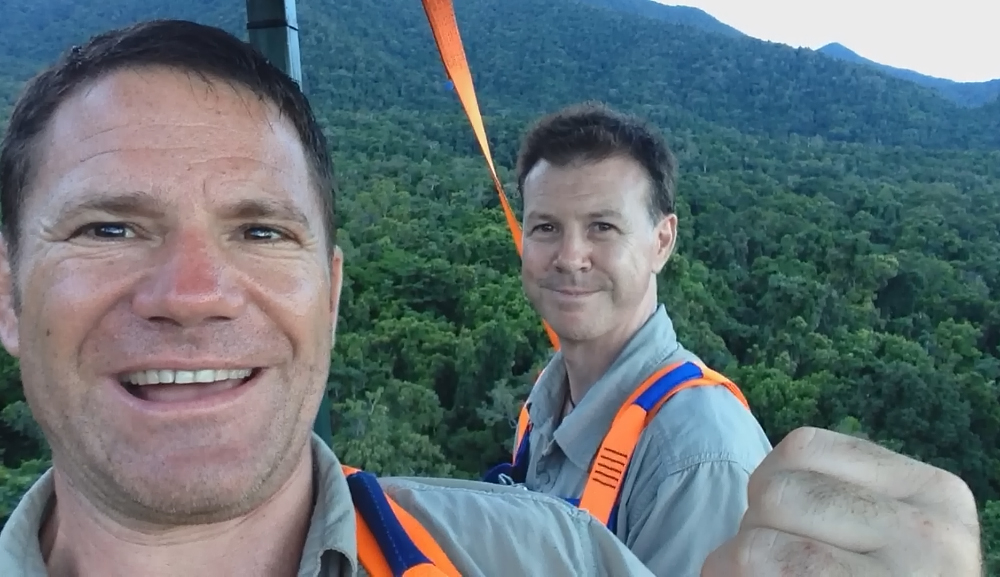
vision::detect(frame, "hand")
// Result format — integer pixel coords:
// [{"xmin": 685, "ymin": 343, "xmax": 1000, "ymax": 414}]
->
[{"xmin": 701, "ymin": 426, "xmax": 982, "ymax": 576}]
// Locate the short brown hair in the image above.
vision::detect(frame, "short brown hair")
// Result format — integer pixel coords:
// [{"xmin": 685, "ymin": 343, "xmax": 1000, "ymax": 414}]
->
[
  {"xmin": 0, "ymin": 19, "xmax": 336, "ymax": 268},
  {"xmin": 516, "ymin": 101, "xmax": 676, "ymax": 219}
]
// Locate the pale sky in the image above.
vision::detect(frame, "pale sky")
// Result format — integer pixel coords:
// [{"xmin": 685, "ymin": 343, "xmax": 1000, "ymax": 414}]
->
[{"xmin": 664, "ymin": 0, "xmax": 1000, "ymax": 82}]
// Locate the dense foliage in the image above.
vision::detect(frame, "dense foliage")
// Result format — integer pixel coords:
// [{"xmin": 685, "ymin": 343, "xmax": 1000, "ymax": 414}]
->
[{"xmin": 2, "ymin": 0, "xmax": 1000, "ymax": 571}]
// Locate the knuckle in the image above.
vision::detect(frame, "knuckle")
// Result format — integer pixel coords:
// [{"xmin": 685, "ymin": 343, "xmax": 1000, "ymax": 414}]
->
[
  {"xmin": 732, "ymin": 528, "xmax": 840, "ymax": 576},
  {"xmin": 734, "ymin": 527, "xmax": 777, "ymax": 569},
  {"xmin": 700, "ymin": 546, "xmax": 736, "ymax": 577},
  {"xmin": 920, "ymin": 511, "xmax": 981, "ymax": 570},
  {"xmin": 753, "ymin": 469, "xmax": 792, "ymax": 514},
  {"xmin": 773, "ymin": 426, "xmax": 821, "ymax": 464},
  {"xmin": 897, "ymin": 498, "xmax": 981, "ymax": 574},
  {"xmin": 774, "ymin": 539, "xmax": 842, "ymax": 575},
  {"xmin": 700, "ymin": 529, "xmax": 777, "ymax": 577},
  {"xmin": 936, "ymin": 469, "xmax": 976, "ymax": 512},
  {"xmin": 918, "ymin": 467, "xmax": 980, "ymax": 534}
]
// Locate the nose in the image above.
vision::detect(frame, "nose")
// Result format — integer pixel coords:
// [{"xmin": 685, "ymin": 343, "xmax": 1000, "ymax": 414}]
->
[
  {"xmin": 131, "ymin": 229, "xmax": 246, "ymax": 326},
  {"xmin": 553, "ymin": 230, "xmax": 592, "ymax": 273}
]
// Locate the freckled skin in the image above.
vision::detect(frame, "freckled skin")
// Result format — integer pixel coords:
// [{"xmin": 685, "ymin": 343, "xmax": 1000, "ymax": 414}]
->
[
  {"xmin": 519, "ymin": 156, "xmax": 676, "ymax": 348},
  {"xmin": 0, "ymin": 67, "xmax": 342, "ymax": 529}
]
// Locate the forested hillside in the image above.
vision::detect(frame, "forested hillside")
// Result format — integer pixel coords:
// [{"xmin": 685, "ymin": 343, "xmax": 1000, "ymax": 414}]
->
[
  {"xmin": 575, "ymin": 0, "xmax": 745, "ymax": 37},
  {"xmin": 3, "ymin": 0, "xmax": 1000, "ymax": 570},
  {"xmin": 819, "ymin": 42, "xmax": 1000, "ymax": 108}
]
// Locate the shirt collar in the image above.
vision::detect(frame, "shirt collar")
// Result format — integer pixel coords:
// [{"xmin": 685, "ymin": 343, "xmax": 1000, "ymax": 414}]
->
[
  {"xmin": 0, "ymin": 433, "xmax": 358, "ymax": 577},
  {"xmin": 300, "ymin": 433, "xmax": 359, "ymax": 575},
  {"xmin": 526, "ymin": 304, "xmax": 692, "ymax": 470}
]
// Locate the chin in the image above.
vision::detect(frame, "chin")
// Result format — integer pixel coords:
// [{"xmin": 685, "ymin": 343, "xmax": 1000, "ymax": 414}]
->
[
  {"xmin": 84, "ymin": 416, "xmax": 306, "ymax": 524},
  {"xmin": 106, "ymin": 443, "xmax": 291, "ymax": 523},
  {"xmin": 547, "ymin": 316, "xmax": 604, "ymax": 342}
]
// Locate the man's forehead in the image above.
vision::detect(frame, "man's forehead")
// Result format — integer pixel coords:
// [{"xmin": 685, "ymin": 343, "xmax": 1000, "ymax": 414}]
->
[
  {"xmin": 28, "ymin": 67, "xmax": 317, "ymax": 215},
  {"xmin": 45, "ymin": 67, "xmax": 285, "ymax": 155},
  {"xmin": 64, "ymin": 66, "xmax": 268, "ymax": 117},
  {"xmin": 523, "ymin": 156, "xmax": 650, "ymax": 213}
]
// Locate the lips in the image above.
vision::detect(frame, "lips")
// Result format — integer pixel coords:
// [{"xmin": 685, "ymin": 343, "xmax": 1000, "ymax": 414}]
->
[{"xmin": 549, "ymin": 288, "xmax": 597, "ymax": 297}]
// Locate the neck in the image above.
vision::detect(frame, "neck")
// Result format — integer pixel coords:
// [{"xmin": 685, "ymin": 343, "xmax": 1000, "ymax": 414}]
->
[
  {"xmin": 561, "ymin": 298, "xmax": 658, "ymax": 403},
  {"xmin": 40, "ymin": 442, "xmax": 316, "ymax": 577}
]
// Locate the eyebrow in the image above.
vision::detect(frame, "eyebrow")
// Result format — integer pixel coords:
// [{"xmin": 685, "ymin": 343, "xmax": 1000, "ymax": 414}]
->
[
  {"xmin": 525, "ymin": 209, "xmax": 624, "ymax": 221},
  {"xmin": 53, "ymin": 190, "xmax": 168, "ymax": 223},
  {"xmin": 586, "ymin": 209, "xmax": 624, "ymax": 219},
  {"xmin": 222, "ymin": 198, "xmax": 313, "ymax": 229},
  {"xmin": 52, "ymin": 191, "xmax": 313, "ymax": 229}
]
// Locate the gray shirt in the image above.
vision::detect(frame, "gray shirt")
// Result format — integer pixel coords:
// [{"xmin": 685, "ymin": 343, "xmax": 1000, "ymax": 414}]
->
[
  {"xmin": 1, "ymin": 433, "xmax": 655, "ymax": 576},
  {"xmin": 520, "ymin": 304, "xmax": 773, "ymax": 577}
]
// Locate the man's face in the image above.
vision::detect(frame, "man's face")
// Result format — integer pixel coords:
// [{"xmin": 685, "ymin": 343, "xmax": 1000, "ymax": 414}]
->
[
  {"xmin": 520, "ymin": 155, "xmax": 675, "ymax": 343},
  {"xmin": 0, "ymin": 67, "xmax": 342, "ymax": 523}
]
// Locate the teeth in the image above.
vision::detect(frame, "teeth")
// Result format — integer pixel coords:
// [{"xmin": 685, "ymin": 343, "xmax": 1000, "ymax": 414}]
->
[{"xmin": 121, "ymin": 368, "xmax": 253, "ymax": 386}]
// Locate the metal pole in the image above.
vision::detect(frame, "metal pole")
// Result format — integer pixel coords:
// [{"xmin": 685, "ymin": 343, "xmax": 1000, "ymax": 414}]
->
[
  {"xmin": 245, "ymin": 0, "xmax": 302, "ymax": 83},
  {"xmin": 245, "ymin": 0, "xmax": 334, "ymax": 447}
]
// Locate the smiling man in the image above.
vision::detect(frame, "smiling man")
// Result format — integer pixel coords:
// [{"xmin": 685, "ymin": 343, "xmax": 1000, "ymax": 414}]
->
[
  {"xmin": 488, "ymin": 103, "xmax": 773, "ymax": 576},
  {"xmin": 0, "ymin": 20, "xmax": 655, "ymax": 576}
]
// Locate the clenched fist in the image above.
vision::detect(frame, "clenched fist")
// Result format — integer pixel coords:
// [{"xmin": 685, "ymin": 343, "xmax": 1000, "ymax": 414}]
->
[{"xmin": 702, "ymin": 427, "xmax": 982, "ymax": 576}]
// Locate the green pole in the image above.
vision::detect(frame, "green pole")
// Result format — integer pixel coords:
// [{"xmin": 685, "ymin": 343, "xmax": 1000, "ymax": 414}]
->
[{"xmin": 245, "ymin": 0, "xmax": 333, "ymax": 447}]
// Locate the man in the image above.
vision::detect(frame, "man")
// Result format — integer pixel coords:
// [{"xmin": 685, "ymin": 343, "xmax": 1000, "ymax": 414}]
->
[
  {"xmin": 0, "ymin": 20, "xmax": 652, "ymax": 576},
  {"xmin": 485, "ymin": 102, "xmax": 772, "ymax": 575},
  {"xmin": 0, "ymin": 19, "xmax": 983, "ymax": 577}
]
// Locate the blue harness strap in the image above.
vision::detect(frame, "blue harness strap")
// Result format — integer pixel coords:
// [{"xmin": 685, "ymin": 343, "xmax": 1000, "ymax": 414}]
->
[
  {"xmin": 482, "ymin": 427, "xmax": 531, "ymax": 485},
  {"xmin": 346, "ymin": 469, "xmax": 434, "ymax": 576},
  {"xmin": 632, "ymin": 361, "xmax": 703, "ymax": 411}
]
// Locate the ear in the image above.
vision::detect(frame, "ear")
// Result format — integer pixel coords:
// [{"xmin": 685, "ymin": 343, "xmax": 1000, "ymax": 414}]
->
[
  {"xmin": 651, "ymin": 213, "xmax": 677, "ymax": 275},
  {"xmin": 0, "ymin": 237, "xmax": 20, "ymax": 357},
  {"xmin": 328, "ymin": 245, "xmax": 344, "ymax": 348}
]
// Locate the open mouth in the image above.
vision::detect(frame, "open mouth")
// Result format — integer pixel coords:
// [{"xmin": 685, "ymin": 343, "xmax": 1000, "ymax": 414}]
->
[{"xmin": 119, "ymin": 368, "xmax": 261, "ymax": 403}]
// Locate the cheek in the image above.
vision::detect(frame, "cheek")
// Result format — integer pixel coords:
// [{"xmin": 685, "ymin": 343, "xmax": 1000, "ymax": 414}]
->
[
  {"xmin": 599, "ymin": 243, "xmax": 649, "ymax": 278},
  {"xmin": 249, "ymin": 259, "xmax": 332, "ymax": 354},
  {"xmin": 520, "ymin": 247, "xmax": 548, "ymax": 277},
  {"xmin": 14, "ymin": 261, "xmax": 123, "ymax": 427},
  {"xmin": 19, "ymin": 257, "xmax": 124, "ymax": 356}
]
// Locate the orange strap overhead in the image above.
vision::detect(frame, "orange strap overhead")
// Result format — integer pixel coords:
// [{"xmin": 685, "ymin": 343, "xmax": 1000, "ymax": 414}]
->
[
  {"xmin": 420, "ymin": 0, "xmax": 560, "ymax": 350},
  {"xmin": 343, "ymin": 465, "xmax": 462, "ymax": 577}
]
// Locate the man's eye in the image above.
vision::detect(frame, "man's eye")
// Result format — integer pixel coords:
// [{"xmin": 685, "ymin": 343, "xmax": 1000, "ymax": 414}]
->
[
  {"xmin": 243, "ymin": 226, "xmax": 287, "ymax": 242},
  {"xmin": 74, "ymin": 222, "xmax": 135, "ymax": 239},
  {"xmin": 533, "ymin": 223, "xmax": 555, "ymax": 233},
  {"xmin": 594, "ymin": 222, "xmax": 615, "ymax": 232}
]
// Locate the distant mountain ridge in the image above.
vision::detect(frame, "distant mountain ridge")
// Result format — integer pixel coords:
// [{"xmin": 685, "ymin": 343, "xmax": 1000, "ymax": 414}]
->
[
  {"xmin": 575, "ymin": 0, "xmax": 744, "ymax": 38},
  {"xmin": 600, "ymin": 0, "xmax": 999, "ymax": 108},
  {"xmin": 1, "ymin": 0, "xmax": 999, "ymax": 150},
  {"xmin": 818, "ymin": 42, "xmax": 1000, "ymax": 108}
]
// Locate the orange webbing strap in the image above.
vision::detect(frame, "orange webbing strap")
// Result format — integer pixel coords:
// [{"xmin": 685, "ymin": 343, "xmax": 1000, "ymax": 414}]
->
[
  {"xmin": 575, "ymin": 362, "xmax": 748, "ymax": 525},
  {"xmin": 512, "ymin": 403, "xmax": 531, "ymax": 459},
  {"xmin": 420, "ymin": 0, "xmax": 518, "ymax": 252},
  {"xmin": 419, "ymin": 0, "xmax": 560, "ymax": 351},
  {"xmin": 343, "ymin": 466, "xmax": 462, "ymax": 577},
  {"xmin": 511, "ymin": 366, "xmax": 547, "ymax": 458}
]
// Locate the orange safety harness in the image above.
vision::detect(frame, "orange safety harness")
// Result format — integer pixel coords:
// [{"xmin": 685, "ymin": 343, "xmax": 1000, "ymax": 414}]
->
[
  {"xmin": 345, "ymin": 465, "xmax": 461, "ymax": 576},
  {"xmin": 484, "ymin": 361, "xmax": 750, "ymax": 530}
]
